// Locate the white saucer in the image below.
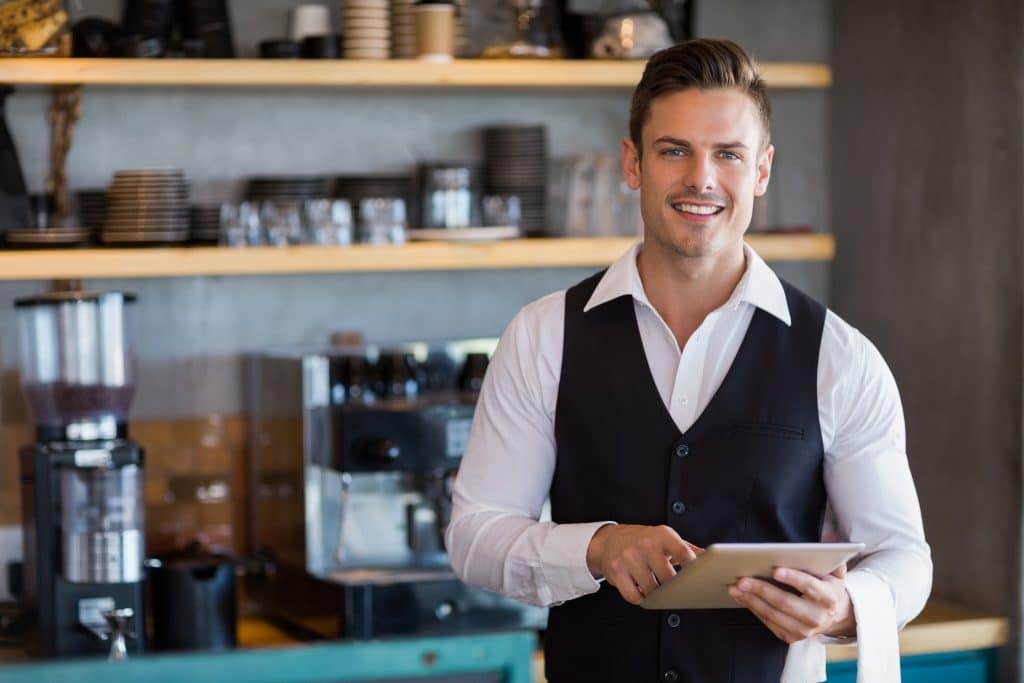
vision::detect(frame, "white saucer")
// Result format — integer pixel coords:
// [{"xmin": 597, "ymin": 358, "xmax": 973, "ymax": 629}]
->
[{"xmin": 407, "ymin": 226, "xmax": 521, "ymax": 242}]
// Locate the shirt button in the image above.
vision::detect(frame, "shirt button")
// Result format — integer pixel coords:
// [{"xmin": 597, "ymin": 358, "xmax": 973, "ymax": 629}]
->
[
  {"xmin": 671, "ymin": 501, "xmax": 686, "ymax": 514},
  {"xmin": 678, "ymin": 395, "xmax": 689, "ymax": 405},
  {"xmin": 664, "ymin": 670, "xmax": 679, "ymax": 682},
  {"xmin": 674, "ymin": 444, "xmax": 689, "ymax": 458},
  {"xmin": 667, "ymin": 613, "xmax": 681, "ymax": 628}
]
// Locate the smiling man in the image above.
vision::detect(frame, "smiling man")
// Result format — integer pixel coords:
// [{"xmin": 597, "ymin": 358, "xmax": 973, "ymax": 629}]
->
[{"xmin": 447, "ymin": 39, "xmax": 932, "ymax": 682}]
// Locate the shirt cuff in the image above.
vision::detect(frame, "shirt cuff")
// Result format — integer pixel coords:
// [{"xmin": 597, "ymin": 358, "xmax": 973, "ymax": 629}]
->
[
  {"xmin": 538, "ymin": 521, "xmax": 615, "ymax": 605},
  {"xmin": 844, "ymin": 568, "xmax": 901, "ymax": 683}
]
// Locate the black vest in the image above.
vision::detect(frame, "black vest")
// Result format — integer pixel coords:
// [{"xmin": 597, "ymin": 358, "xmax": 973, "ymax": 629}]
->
[{"xmin": 546, "ymin": 271, "xmax": 828, "ymax": 683}]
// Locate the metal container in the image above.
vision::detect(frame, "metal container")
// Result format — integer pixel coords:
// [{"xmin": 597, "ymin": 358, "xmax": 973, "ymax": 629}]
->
[
  {"xmin": 148, "ymin": 547, "xmax": 237, "ymax": 651},
  {"xmin": 15, "ymin": 291, "xmax": 137, "ymax": 439},
  {"xmin": 61, "ymin": 464, "xmax": 145, "ymax": 583}
]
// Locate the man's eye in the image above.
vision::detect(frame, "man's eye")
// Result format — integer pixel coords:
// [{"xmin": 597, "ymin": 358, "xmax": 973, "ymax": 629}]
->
[
  {"xmin": 719, "ymin": 150, "xmax": 741, "ymax": 160},
  {"xmin": 661, "ymin": 148, "xmax": 686, "ymax": 157}
]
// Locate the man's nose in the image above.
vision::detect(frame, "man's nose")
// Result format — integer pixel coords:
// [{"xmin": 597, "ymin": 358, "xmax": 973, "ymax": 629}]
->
[{"xmin": 683, "ymin": 154, "xmax": 716, "ymax": 193}]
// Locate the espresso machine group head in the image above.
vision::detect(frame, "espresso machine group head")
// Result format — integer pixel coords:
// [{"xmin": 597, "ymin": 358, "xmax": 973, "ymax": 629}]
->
[{"xmin": 15, "ymin": 290, "xmax": 146, "ymax": 658}]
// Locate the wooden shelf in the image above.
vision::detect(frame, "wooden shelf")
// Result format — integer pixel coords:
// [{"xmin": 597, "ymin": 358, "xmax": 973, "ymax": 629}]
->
[
  {"xmin": 0, "ymin": 58, "xmax": 832, "ymax": 89},
  {"xmin": 0, "ymin": 234, "xmax": 833, "ymax": 281}
]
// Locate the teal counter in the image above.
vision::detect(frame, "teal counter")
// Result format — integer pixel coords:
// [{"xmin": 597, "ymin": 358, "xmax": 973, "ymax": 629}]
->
[{"xmin": 0, "ymin": 630, "xmax": 537, "ymax": 683}]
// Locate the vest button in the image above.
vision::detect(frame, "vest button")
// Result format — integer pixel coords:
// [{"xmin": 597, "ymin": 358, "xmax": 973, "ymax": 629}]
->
[
  {"xmin": 674, "ymin": 443, "xmax": 689, "ymax": 458},
  {"xmin": 671, "ymin": 501, "xmax": 686, "ymax": 514},
  {"xmin": 667, "ymin": 613, "xmax": 681, "ymax": 628},
  {"xmin": 664, "ymin": 670, "xmax": 679, "ymax": 682}
]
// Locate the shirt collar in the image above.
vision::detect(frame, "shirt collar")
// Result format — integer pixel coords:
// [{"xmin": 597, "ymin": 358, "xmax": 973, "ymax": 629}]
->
[{"xmin": 583, "ymin": 241, "xmax": 792, "ymax": 327}]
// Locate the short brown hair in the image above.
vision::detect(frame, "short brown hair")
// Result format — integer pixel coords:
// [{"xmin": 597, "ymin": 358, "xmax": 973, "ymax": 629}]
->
[{"xmin": 629, "ymin": 38, "xmax": 771, "ymax": 152}]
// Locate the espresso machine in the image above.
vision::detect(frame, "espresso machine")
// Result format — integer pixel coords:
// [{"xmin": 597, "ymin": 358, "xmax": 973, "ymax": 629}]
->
[
  {"xmin": 15, "ymin": 290, "xmax": 146, "ymax": 658},
  {"xmin": 246, "ymin": 339, "xmax": 545, "ymax": 638}
]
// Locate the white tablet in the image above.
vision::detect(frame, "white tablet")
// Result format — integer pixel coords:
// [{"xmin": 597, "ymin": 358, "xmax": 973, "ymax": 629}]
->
[{"xmin": 640, "ymin": 542, "xmax": 865, "ymax": 610}]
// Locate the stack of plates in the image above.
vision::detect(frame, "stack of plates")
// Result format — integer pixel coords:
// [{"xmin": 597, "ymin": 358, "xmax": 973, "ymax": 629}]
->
[
  {"xmin": 454, "ymin": 0, "xmax": 470, "ymax": 57},
  {"xmin": 190, "ymin": 204, "xmax": 221, "ymax": 244},
  {"xmin": 245, "ymin": 175, "xmax": 332, "ymax": 202},
  {"xmin": 75, "ymin": 189, "xmax": 107, "ymax": 235},
  {"xmin": 342, "ymin": 0, "xmax": 390, "ymax": 59},
  {"xmin": 390, "ymin": 0, "xmax": 416, "ymax": 57},
  {"xmin": 483, "ymin": 125, "xmax": 548, "ymax": 236},
  {"xmin": 334, "ymin": 174, "xmax": 414, "ymax": 224},
  {"xmin": 102, "ymin": 169, "xmax": 190, "ymax": 245}
]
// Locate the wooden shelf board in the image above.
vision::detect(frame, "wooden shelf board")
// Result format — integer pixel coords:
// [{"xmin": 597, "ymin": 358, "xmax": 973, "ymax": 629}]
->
[
  {"xmin": 0, "ymin": 235, "xmax": 833, "ymax": 281},
  {"xmin": 825, "ymin": 602, "xmax": 1009, "ymax": 662},
  {"xmin": 0, "ymin": 58, "xmax": 831, "ymax": 89}
]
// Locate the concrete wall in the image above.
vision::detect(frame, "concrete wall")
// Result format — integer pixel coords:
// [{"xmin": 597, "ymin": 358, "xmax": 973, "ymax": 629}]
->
[{"xmin": 831, "ymin": 0, "xmax": 1023, "ymax": 678}]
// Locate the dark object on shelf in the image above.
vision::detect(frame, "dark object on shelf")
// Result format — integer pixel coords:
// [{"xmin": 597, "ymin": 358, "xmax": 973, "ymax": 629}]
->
[
  {"xmin": 7, "ymin": 560, "xmax": 22, "ymax": 600},
  {"xmin": 148, "ymin": 543, "xmax": 237, "ymax": 652},
  {"xmin": 259, "ymin": 39, "xmax": 301, "ymax": 59},
  {"xmin": 122, "ymin": 0, "xmax": 176, "ymax": 44},
  {"xmin": 115, "ymin": 34, "xmax": 166, "ymax": 58},
  {"xmin": 29, "ymin": 192, "xmax": 54, "ymax": 229},
  {"xmin": 458, "ymin": 352, "xmax": 489, "ymax": 393},
  {"xmin": 0, "ymin": 86, "xmax": 31, "ymax": 241},
  {"xmin": 301, "ymin": 34, "xmax": 342, "ymax": 59},
  {"xmin": 176, "ymin": 0, "xmax": 236, "ymax": 58},
  {"xmin": 71, "ymin": 17, "xmax": 125, "ymax": 58}
]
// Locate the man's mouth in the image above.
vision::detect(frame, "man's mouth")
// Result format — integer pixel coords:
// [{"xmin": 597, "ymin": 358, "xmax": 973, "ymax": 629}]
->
[{"xmin": 671, "ymin": 202, "xmax": 725, "ymax": 218}]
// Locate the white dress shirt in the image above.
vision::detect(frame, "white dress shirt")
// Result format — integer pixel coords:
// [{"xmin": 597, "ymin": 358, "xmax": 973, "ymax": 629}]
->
[{"xmin": 447, "ymin": 241, "xmax": 932, "ymax": 683}]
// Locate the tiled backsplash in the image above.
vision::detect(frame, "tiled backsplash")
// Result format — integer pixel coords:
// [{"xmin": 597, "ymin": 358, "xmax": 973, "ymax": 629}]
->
[{"xmin": 0, "ymin": 416, "xmax": 250, "ymax": 557}]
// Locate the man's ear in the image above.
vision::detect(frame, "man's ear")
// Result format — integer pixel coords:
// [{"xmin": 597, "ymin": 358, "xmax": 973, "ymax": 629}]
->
[
  {"xmin": 754, "ymin": 143, "xmax": 774, "ymax": 197},
  {"xmin": 622, "ymin": 137, "xmax": 641, "ymax": 190}
]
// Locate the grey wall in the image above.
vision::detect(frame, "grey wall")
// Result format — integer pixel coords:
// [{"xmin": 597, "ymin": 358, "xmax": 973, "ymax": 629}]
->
[
  {"xmin": 831, "ymin": 0, "xmax": 1023, "ymax": 678},
  {"xmin": 0, "ymin": 0, "xmax": 831, "ymax": 419}
]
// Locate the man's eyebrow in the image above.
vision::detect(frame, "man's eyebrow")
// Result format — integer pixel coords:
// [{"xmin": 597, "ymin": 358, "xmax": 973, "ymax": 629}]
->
[
  {"xmin": 651, "ymin": 136, "xmax": 750, "ymax": 150},
  {"xmin": 653, "ymin": 136, "xmax": 690, "ymax": 146}
]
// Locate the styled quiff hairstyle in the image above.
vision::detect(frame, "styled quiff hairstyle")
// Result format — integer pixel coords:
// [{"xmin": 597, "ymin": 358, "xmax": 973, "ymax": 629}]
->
[{"xmin": 629, "ymin": 38, "xmax": 771, "ymax": 154}]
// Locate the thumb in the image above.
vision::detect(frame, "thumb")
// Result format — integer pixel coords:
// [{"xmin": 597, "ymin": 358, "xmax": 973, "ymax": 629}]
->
[{"xmin": 831, "ymin": 563, "xmax": 848, "ymax": 579}]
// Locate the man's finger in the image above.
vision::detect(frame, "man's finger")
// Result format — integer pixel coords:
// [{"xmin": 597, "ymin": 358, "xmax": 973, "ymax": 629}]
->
[
  {"xmin": 831, "ymin": 563, "xmax": 847, "ymax": 579},
  {"xmin": 733, "ymin": 585, "xmax": 814, "ymax": 642},
  {"xmin": 739, "ymin": 577, "xmax": 824, "ymax": 629},
  {"xmin": 772, "ymin": 568, "xmax": 836, "ymax": 607},
  {"xmin": 608, "ymin": 570, "xmax": 645, "ymax": 605}
]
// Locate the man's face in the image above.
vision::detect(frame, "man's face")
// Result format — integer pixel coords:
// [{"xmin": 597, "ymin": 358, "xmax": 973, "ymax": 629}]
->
[{"xmin": 622, "ymin": 87, "xmax": 774, "ymax": 260}]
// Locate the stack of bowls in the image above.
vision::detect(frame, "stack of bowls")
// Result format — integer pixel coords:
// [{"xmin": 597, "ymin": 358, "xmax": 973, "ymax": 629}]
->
[
  {"xmin": 189, "ymin": 204, "xmax": 221, "ymax": 244},
  {"xmin": 245, "ymin": 176, "xmax": 332, "ymax": 202},
  {"xmin": 390, "ymin": 0, "xmax": 416, "ymax": 57},
  {"xmin": 102, "ymin": 169, "xmax": 189, "ymax": 245},
  {"xmin": 341, "ymin": 0, "xmax": 390, "ymax": 58},
  {"xmin": 482, "ymin": 125, "xmax": 548, "ymax": 236}
]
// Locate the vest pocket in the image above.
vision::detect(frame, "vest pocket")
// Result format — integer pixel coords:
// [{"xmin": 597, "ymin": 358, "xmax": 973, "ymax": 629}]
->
[{"xmin": 733, "ymin": 421, "xmax": 805, "ymax": 440}]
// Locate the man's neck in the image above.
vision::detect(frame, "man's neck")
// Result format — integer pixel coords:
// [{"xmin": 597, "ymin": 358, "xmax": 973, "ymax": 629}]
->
[{"xmin": 636, "ymin": 240, "xmax": 747, "ymax": 349}]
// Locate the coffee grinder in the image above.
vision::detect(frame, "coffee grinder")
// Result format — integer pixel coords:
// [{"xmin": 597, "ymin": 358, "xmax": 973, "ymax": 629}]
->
[{"xmin": 15, "ymin": 290, "xmax": 145, "ymax": 658}]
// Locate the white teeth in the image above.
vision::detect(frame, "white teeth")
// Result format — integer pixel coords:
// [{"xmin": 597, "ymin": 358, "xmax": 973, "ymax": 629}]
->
[{"xmin": 674, "ymin": 203, "xmax": 721, "ymax": 215}]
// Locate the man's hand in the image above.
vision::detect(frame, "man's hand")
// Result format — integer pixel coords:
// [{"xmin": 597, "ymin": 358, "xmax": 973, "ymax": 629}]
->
[
  {"xmin": 586, "ymin": 524, "xmax": 701, "ymax": 604},
  {"xmin": 728, "ymin": 564, "xmax": 856, "ymax": 643}
]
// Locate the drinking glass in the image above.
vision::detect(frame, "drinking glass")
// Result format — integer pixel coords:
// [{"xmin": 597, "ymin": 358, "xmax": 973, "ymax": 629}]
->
[
  {"xmin": 306, "ymin": 199, "xmax": 353, "ymax": 246},
  {"xmin": 358, "ymin": 198, "xmax": 407, "ymax": 244}
]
